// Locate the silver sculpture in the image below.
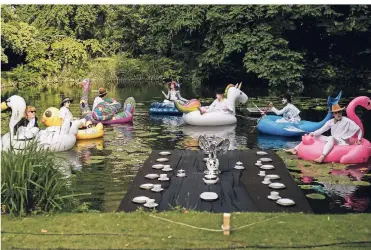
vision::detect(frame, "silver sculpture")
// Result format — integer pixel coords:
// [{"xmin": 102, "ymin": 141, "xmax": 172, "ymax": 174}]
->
[{"xmin": 198, "ymin": 135, "xmax": 230, "ymax": 175}]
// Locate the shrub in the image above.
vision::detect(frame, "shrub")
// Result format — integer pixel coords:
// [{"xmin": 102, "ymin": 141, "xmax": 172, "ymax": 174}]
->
[{"xmin": 1, "ymin": 143, "xmax": 87, "ymax": 216}]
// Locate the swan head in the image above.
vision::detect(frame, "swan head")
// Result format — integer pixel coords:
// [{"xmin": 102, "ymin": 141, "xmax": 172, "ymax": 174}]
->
[
  {"xmin": 41, "ymin": 107, "xmax": 62, "ymax": 127},
  {"xmin": 1, "ymin": 95, "xmax": 26, "ymax": 126}
]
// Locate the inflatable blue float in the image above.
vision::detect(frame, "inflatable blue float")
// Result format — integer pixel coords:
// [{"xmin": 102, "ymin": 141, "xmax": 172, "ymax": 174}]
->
[
  {"xmin": 149, "ymin": 102, "xmax": 182, "ymax": 116},
  {"xmin": 257, "ymin": 91, "xmax": 342, "ymax": 137}
]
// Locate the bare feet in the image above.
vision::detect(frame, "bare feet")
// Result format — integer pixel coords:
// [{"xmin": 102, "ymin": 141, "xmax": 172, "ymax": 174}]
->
[
  {"xmin": 285, "ymin": 148, "xmax": 298, "ymax": 155},
  {"xmin": 314, "ymin": 154, "xmax": 325, "ymax": 163}
]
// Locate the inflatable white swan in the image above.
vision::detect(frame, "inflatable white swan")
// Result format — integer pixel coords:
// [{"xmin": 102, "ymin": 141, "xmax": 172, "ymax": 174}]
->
[
  {"xmin": 181, "ymin": 83, "xmax": 248, "ymax": 126},
  {"xmin": 1, "ymin": 95, "xmax": 82, "ymax": 152}
]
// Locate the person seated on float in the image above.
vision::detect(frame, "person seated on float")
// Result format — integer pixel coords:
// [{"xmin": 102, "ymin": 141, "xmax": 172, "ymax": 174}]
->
[
  {"xmin": 285, "ymin": 103, "xmax": 362, "ymax": 163},
  {"xmin": 162, "ymin": 80, "xmax": 188, "ymax": 105},
  {"xmin": 60, "ymin": 96, "xmax": 91, "ymax": 127},
  {"xmin": 14, "ymin": 106, "xmax": 39, "ymax": 134},
  {"xmin": 199, "ymin": 88, "xmax": 234, "ymax": 115},
  {"xmin": 268, "ymin": 94, "xmax": 301, "ymax": 123},
  {"xmin": 92, "ymin": 88, "xmax": 108, "ymax": 111}
]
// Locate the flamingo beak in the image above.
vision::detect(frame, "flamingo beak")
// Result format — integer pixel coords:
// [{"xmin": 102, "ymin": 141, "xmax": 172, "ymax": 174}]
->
[
  {"xmin": 1, "ymin": 102, "xmax": 8, "ymax": 111},
  {"xmin": 238, "ymin": 82, "xmax": 242, "ymax": 89}
]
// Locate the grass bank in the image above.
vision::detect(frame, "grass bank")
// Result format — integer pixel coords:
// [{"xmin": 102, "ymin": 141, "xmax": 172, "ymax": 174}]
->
[{"xmin": 2, "ymin": 212, "xmax": 371, "ymax": 249}]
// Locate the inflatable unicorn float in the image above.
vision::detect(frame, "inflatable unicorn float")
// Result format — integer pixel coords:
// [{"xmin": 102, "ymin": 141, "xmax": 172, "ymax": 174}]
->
[
  {"xmin": 79, "ymin": 79, "xmax": 136, "ymax": 125},
  {"xmin": 297, "ymin": 96, "xmax": 371, "ymax": 164},
  {"xmin": 174, "ymin": 83, "xmax": 248, "ymax": 126},
  {"xmin": 257, "ymin": 91, "xmax": 343, "ymax": 137},
  {"xmin": 1, "ymin": 95, "xmax": 81, "ymax": 152}
]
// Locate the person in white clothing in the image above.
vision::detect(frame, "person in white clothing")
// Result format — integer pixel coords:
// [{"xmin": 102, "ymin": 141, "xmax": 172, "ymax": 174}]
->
[
  {"xmin": 162, "ymin": 81, "xmax": 188, "ymax": 105},
  {"xmin": 286, "ymin": 103, "xmax": 362, "ymax": 163},
  {"xmin": 59, "ymin": 97, "xmax": 74, "ymax": 121},
  {"xmin": 92, "ymin": 87, "xmax": 108, "ymax": 111},
  {"xmin": 60, "ymin": 96, "xmax": 90, "ymax": 127},
  {"xmin": 268, "ymin": 94, "xmax": 301, "ymax": 123},
  {"xmin": 199, "ymin": 88, "xmax": 234, "ymax": 115}
]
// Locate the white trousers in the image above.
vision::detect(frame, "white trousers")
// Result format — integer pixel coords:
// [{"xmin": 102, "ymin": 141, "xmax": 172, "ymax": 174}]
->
[{"xmin": 295, "ymin": 135, "xmax": 349, "ymax": 156}]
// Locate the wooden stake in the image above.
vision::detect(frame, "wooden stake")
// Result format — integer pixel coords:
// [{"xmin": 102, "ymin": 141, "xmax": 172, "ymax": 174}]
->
[{"xmin": 223, "ymin": 213, "xmax": 231, "ymax": 235}]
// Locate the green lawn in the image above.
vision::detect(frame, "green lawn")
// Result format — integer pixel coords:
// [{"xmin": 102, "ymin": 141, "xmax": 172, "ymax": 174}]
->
[{"xmin": 2, "ymin": 212, "xmax": 371, "ymax": 249}]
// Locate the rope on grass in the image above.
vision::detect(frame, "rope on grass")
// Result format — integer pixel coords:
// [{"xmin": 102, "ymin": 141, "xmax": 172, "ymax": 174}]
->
[
  {"xmin": 149, "ymin": 214, "xmax": 286, "ymax": 232},
  {"xmin": 149, "ymin": 215, "xmax": 222, "ymax": 232}
]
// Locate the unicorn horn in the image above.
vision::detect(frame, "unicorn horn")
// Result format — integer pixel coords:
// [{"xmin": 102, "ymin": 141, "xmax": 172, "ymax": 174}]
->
[{"xmin": 238, "ymin": 82, "xmax": 242, "ymax": 89}]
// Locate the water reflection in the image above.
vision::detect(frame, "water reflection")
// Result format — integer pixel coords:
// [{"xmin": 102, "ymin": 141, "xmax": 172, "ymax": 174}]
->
[
  {"xmin": 149, "ymin": 115, "xmax": 185, "ymax": 126},
  {"xmin": 257, "ymin": 134, "xmax": 301, "ymax": 150}
]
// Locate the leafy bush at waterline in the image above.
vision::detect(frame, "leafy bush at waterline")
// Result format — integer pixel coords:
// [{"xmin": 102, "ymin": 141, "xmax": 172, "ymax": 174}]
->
[{"xmin": 1, "ymin": 145, "xmax": 82, "ymax": 216}]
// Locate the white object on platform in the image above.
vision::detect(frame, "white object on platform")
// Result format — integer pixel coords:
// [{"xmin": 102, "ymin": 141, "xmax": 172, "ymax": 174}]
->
[
  {"xmin": 152, "ymin": 164, "xmax": 164, "ymax": 169},
  {"xmin": 259, "ymin": 158, "xmax": 273, "ymax": 162},
  {"xmin": 132, "ymin": 196, "xmax": 149, "ymax": 204},
  {"xmin": 200, "ymin": 192, "xmax": 218, "ymax": 201},
  {"xmin": 268, "ymin": 195, "xmax": 281, "ymax": 201},
  {"xmin": 234, "ymin": 165, "xmax": 245, "ymax": 170},
  {"xmin": 145, "ymin": 174, "xmax": 160, "ymax": 179},
  {"xmin": 257, "ymin": 151, "xmax": 268, "ymax": 155},
  {"xmin": 158, "ymin": 177, "xmax": 170, "ymax": 181},
  {"xmin": 266, "ymin": 174, "xmax": 280, "ymax": 180},
  {"xmin": 203, "ymin": 178, "xmax": 219, "ymax": 185},
  {"xmin": 276, "ymin": 198, "xmax": 295, "ymax": 206},
  {"xmin": 269, "ymin": 183, "xmax": 286, "ymax": 189},
  {"xmin": 140, "ymin": 184, "xmax": 154, "ymax": 190},
  {"xmin": 236, "ymin": 161, "xmax": 243, "ymax": 166},
  {"xmin": 144, "ymin": 203, "xmax": 158, "ymax": 208},
  {"xmin": 151, "ymin": 187, "xmax": 164, "ymax": 192},
  {"xmin": 260, "ymin": 165, "xmax": 274, "ymax": 170},
  {"xmin": 159, "ymin": 151, "xmax": 171, "ymax": 156},
  {"xmin": 156, "ymin": 158, "xmax": 169, "ymax": 162}
]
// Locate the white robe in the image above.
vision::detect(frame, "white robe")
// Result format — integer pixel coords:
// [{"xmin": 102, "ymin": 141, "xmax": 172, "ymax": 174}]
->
[
  {"xmin": 313, "ymin": 116, "xmax": 362, "ymax": 142},
  {"xmin": 206, "ymin": 99, "xmax": 234, "ymax": 115},
  {"xmin": 164, "ymin": 90, "xmax": 188, "ymax": 104},
  {"xmin": 92, "ymin": 96, "xmax": 105, "ymax": 111},
  {"xmin": 59, "ymin": 106, "xmax": 73, "ymax": 121},
  {"xmin": 271, "ymin": 103, "xmax": 301, "ymax": 123}
]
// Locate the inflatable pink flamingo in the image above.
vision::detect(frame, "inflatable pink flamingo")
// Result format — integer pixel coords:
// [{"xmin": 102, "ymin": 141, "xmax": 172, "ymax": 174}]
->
[{"xmin": 297, "ymin": 96, "xmax": 371, "ymax": 164}]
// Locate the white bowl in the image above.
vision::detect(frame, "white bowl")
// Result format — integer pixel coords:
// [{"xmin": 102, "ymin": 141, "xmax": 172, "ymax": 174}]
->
[
  {"xmin": 145, "ymin": 174, "xmax": 160, "ymax": 179},
  {"xmin": 156, "ymin": 158, "xmax": 169, "ymax": 162},
  {"xmin": 159, "ymin": 151, "xmax": 171, "ymax": 156},
  {"xmin": 203, "ymin": 178, "xmax": 219, "ymax": 185},
  {"xmin": 140, "ymin": 184, "xmax": 154, "ymax": 190},
  {"xmin": 204, "ymin": 174, "xmax": 218, "ymax": 179}
]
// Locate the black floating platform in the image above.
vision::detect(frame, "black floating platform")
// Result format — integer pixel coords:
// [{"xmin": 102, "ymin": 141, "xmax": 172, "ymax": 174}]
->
[{"xmin": 117, "ymin": 150, "xmax": 313, "ymax": 213}]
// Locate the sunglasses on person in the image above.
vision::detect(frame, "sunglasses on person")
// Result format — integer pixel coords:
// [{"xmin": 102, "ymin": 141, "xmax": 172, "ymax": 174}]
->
[{"xmin": 28, "ymin": 111, "xmax": 36, "ymax": 113}]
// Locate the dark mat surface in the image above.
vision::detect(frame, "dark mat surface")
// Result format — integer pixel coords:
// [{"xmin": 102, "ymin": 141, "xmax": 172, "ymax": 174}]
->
[{"xmin": 117, "ymin": 150, "xmax": 312, "ymax": 213}]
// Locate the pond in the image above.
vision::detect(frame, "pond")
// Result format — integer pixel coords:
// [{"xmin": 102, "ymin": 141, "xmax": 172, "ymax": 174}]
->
[{"xmin": 1, "ymin": 83, "xmax": 371, "ymax": 213}]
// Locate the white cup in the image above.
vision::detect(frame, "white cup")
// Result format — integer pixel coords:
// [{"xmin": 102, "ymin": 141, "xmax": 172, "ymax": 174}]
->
[
  {"xmin": 163, "ymin": 165, "xmax": 171, "ymax": 170},
  {"xmin": 146, "ymin": 199, "xmax": 155, "ymax": 205},
  {"xmin": 263, "ymin": 177, "xmax": 271, "ymax": 184},
  {"xmin": 270, "ymin": 191, "xmax": 279, "ymax": 198},
  {"xmin": 160, "ymin": 174, "xmax": 167, "ymax": 179},
  {"xmin": 259, "ymin": 170, "xmax": 266, "ymax": 176},
  {"xmin": 153, "ymin": 184, "xmax": 161, "ymax": 190},
  {"xmin": 256, "ymin": 160, "xmax": 262, "ymax": 165},
  {"xmin": 178, "ymin": 169, "xmax": 185, "ymax": 173}
]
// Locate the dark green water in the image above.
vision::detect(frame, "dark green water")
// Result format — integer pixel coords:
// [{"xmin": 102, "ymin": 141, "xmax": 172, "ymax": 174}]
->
[{"xmin": 1, "ymin": 84, "xmax": 371, "ymax": 213}]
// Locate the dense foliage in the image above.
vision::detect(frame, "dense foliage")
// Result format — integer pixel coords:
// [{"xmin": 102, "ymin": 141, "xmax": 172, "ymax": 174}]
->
[
  {"xmin": 1, "ymin": 144, "xmax": 83, "ymax": 216},
  {"xmin": 2, "ymin": 5, "xmax": 371, "ymax": 92}
]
